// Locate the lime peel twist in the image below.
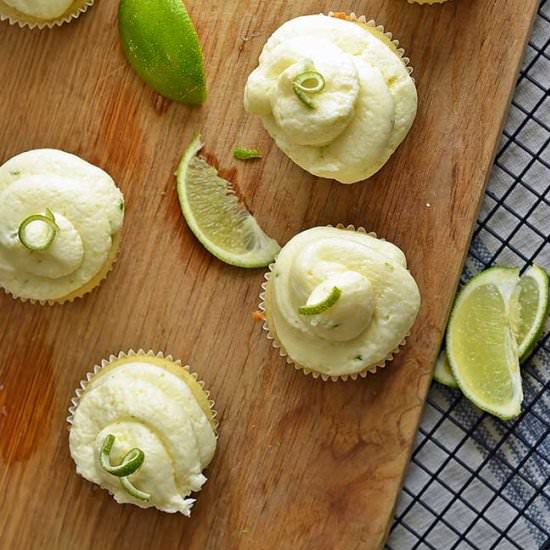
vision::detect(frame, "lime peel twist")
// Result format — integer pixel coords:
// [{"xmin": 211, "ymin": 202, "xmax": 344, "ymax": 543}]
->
[
  {"xmin": 18, "ymin": 208, "xmax": 59, "ymax": 251},
  {"xmin": 120, "ymin": 477, "xmax": 152, "ymax": 501},
  {"xmin": 100, "ymin": 434, "xmax": 150, "ymax": 502},
  {"xmin": 299, "ymin": 286, "xmax": 341, "ymax": 315},
  {"xmin": 292, "ymin": 70, "xmax": 325, "ymax": 109}
]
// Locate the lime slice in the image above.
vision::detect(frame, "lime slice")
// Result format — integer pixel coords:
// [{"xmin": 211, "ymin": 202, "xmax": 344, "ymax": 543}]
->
[
  {"xmin": 433, "ymin": 350, "xmax": 459, "ymax": 389},
  {"xmin": 446, "ymin": 267, "xmax": 522, "ymax": 419},
  {"xmin": 118, "ymin": 0, "xmax": 206, "ymax": 105},
  {"xmin": 176, "ymin": 135, "xmax": 280, "ymax": 268},
  {"xmin": 511, "ymin": 265, "xmax": 549, "ymax": 361},
  {"xmin": 298, "ymin": 287, "xmax": 341, "ymax": 315}
]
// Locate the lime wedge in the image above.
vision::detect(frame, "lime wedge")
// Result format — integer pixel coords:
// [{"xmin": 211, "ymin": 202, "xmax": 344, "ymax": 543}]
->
[
  {"xmin": 511, "ymin": 265, "xmax": 549, "ymax": 361},
  {"xmin": 433, "ymin": 350, "xmax": 459, "ymax": 388},
  {"xmin": 436, "ymin": 264, "xmax": 549, "ymax": 392},
  {"xmin": 118, "ymin": 0, "xmax": 206, "ymax": 105},
  {"xmin": 176, "ymin": 135, "xmax": 280, "ymax": 268},
  {"xmin": 446, "ymin": 267, "xmax": 523, "ymax": 419}
]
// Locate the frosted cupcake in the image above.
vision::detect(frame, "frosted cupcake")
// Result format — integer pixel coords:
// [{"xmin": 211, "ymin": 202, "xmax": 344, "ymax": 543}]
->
[
  {"xmin": 244, "ymin": 13, "xmax": 417, "ymax": 184},
  {"xmin": 68, "ymin": 350, "xmax": 217, "ymax": 515},
  {"xmin": 0, "ymin": 149, "xmax": 123, "ymax": 304},
  {"xmin": 0, "ymin": 0, "xmax": 93, "ymax": 28},
  {"xmin": 261, "ymin": 226, "xmax": 421, "ymax": 380}
]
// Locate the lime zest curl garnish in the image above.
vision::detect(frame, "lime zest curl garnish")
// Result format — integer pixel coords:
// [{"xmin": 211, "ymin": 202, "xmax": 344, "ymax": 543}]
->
[
  {"xmin": 100, "ymin": 434, "xmax": 145, "ymax": 477},
  {"xmin": 100, "ymin": 434, "xmax": 150, "ymax": 501},
  {"xmin": 299, "ymin": 287, "xmax": 341, "ymax": 315},
  {"xmin": 120, "ymin": 477, "xmax": 151, "ymax": 501},
  {"xmin": 293, "ymin": 71, "xmax": 325, "ymax": 94},
  {"xmin": 292, "ymin": 70, "xmax": 325, "ymax": 109},
  {"xmin": 18, "ymin": 208, "xmax": 59, "ymax": 251},
  {"xmin": 233, "ymin": 147, "xmax": 262, "ymax": 160}
]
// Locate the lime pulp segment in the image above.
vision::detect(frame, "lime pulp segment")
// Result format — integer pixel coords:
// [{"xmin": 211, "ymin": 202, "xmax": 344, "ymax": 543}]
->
[
  {"xmin": 512, "ymin": 265, "xmax": 550, "ymax": 361},
  {"xmin": 446, "ymin": 267, "xmax": 523, "ymax": 419},
  {"xmin": 176, "ymin": 135, "xmax": 280, "ymax": 268}
]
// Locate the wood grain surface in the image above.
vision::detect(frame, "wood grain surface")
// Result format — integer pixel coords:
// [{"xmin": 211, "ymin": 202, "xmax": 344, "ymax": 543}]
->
[{"xmin": 0, "ymin": 1, "xmax": 538, "ymax": 549}]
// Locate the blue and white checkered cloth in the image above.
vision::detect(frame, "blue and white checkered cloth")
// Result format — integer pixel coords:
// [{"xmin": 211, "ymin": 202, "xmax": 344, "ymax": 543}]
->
[{"xmin": 388, "ymin": 2, "xmax": 550, "ymax": 549}]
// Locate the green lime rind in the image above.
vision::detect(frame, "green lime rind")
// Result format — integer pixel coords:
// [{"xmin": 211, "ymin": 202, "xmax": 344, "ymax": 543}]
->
[
  {"xmin": 433, "ymin": 350, "xmax": 459, "ymax": 389},
  {"xmin": 292, "ymin": 71, "xmax": 325, "ymax": 109},
  {"xmin": 120, "ymin": 476, "xmax": 151, "ymax": 501},
  {"xmin": 293, "ymin": 71, "xmax": 325, "ymax": 94},
  {"xmin": 118, "ymin": 0, "xmax": 207, "ymax": 105},
  {"xmin": 446, "ymin": 267, "xmax": 523, "ymax": 420},
  {"xmin": 233, "ymin": 148, "xmax": 262, "ymax": 161},
  {"xmin": 293, "ymin": 85, "xmax": 315, "ymax": 109},
  {"xmin": 18, "ymin": 209, "xmax": 59, "ymax": 251},
  {"xmin": 513, "ymin": 265, "xmax": 550, "ymax": 362},
  {"xmin": 176, "ymin": 134, "xmax": 281, "ymax": 268},
  {"xmin": 298, "ymin": 287, "xmax": 341, "ymax": 316}
]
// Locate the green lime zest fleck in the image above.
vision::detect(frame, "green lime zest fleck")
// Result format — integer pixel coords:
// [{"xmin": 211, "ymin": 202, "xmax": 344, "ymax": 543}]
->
[
  {"xmin": 354, "ymin": 355, "xmax": 363, "ymax": 361},
  {"xmin": 119, "ymin": 200, "xmax": 124, "ymax": 211},
  {"xmin": 233, "ymin": 147, "xmax": 262, "ymax": 161},
  {"xmin": 292, "ymin": 71, "xmax": 325, "ymax": 109},
  {"xmin": 299, "ymin": 287, "xmax": 341, "ymax": 315},
  {"xmin": 18, "ymin": 208, "xmax": 59, "ymax": 251},
  {"xmin": 120, "ymin": 477, "xmax": 151, "ymax": 501}
]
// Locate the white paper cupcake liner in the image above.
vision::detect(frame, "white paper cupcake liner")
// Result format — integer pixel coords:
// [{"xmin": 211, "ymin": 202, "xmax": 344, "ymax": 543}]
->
[
  {"xmin": 0, "ymin": 0, "xmax": 94, "ymax": 29},
  {"xmin": 259, "ymin": 224, "xmax": 410, "ymax": 382},
  {"xmin": 327, "ymin": 12, "xmax": 414, "ymax": 77},
  {"xmin": 67, "ymin": 349, "xmax": 218, "ymax": 434}
]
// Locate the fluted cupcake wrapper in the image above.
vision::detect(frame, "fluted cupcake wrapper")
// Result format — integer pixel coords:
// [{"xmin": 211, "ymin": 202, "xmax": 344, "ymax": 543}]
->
[
  {"xmin": 0, "ymin": 232, "xmax": 121, "ymax": 306},
  {"xmin": 327, "ymin": 12, "xmax": 414, "ymax": 78},
  {"xmin": 0, "ymin": 0, "xmax": 94, "ymax": 29},
  {"xmin": 67, "ymin": 349, "xmax": 218, "ymax": 435},
  {"xmin": 259, "ymin": 224, "xmax": 410, "ymax": 382}
]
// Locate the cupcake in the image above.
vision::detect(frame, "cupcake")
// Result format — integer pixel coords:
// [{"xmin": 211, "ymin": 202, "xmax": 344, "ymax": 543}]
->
[
  {"xmin": 0, "ymin": 0, "xmax": 93, "ymax": 28},
  {"xmin": 68, "ymin": 350, "xmax": 217, "ymax": 516},
  {"xmin": 0, "ymin": 149, "xmax": 124, "ymax": 304},
  {"xmin": 244, "ymin": 13, "xmax": 417, "ymax": 184},
  {"xmin": 260, "ymin": 226, "xmax": 421, "ymax": 380}
]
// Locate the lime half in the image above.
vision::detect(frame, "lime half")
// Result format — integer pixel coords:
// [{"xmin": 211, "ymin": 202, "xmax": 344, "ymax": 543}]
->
[
  {"xmin": 119, "ymin": 0, "xmax": 206, "ymax": 105},
  {"xmin": 176, "ymin": 135, "xmax": 280, "ymax": 268},
  {"xmin": 433, "ymin": 350, "xmax": 459, "ymax": 389},
  {"xmin": 511, "ymin": 265, "xmax": 550, "ymax": 361},
  {"xmin": 446, "ymin": 267, "xmax": 523, "ymax": 419}
]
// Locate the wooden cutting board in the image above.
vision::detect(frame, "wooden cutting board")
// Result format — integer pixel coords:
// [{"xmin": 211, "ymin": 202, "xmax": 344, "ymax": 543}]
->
[{"xmin": 0, "ymin": 1, "xmax": 538, "ymax": 548}]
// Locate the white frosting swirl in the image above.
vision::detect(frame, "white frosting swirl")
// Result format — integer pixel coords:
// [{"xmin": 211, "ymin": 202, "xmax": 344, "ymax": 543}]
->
[
  {"xmin": 266, "ymin": 227, "xmax": 421, "ymax": 377},
  {"xmin": 0, "ymin": 149, "xmax": 123, "ymax": 301},
  {"xmin": 4, "ymin": 0, "xmax": 73, "ymax": 19},
  {"xmin": 245, "ymin": 14, "xmax": 417, "ymax": 183},
  {"xmin": 69, "ymin": 357, "xmax": 217, "ymax": 515}
]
